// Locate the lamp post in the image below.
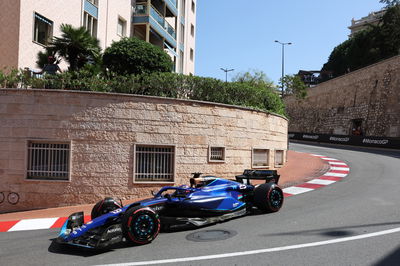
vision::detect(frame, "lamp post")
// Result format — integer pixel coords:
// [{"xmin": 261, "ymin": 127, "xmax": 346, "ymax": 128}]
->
[
  {"xmin": 220, "ymin": 68, "xmax": 234, "ymax": 82},
  {"xmin": 274, "ymin": 40, "xmax": 292, "ymax": 97}
]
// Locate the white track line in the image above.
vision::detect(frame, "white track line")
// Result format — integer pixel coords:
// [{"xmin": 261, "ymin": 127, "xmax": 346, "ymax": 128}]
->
[
  {"xmin": 96, "ymin": 227, "xmax": 400, "ymax": 266},
  {"xmin": 282, "ymin": 186, "xmax": 314, "ymax": 195},
  {"xmin": 8, "ymin": 218, "xmax": 59, "ymax": 232},
  {"xmin": 306, "ymin": 179, "xmax": 336, "ymax": 185}
]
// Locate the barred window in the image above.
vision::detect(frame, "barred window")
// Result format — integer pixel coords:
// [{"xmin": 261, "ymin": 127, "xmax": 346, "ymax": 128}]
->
[
  {"xmin": 252, "ymin": 149, "xmax": 269, "ymax": 168},
  {"xmin": 135, "ymin": 145, "xmax": 175, "ymax": 182},
  {"xmin": 275, "ymin": 150, "xmax": 284, "ymax": 166},
  {"xmin": 209, "ymin": 147, "xmax": 225, "ymax": 162},
  {"xmin": 27, "ymin": 142, "xmax": 70, "ymax": 180}
]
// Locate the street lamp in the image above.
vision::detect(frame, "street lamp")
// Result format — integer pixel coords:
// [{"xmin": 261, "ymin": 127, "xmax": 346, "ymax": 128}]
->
[
  {"xmin": 274, "ymin": 40, "xmax": 292, "ymax": 96},
  {"xmin": 220, "ymin": 68, "xmax": 234, "ymax": 82}
]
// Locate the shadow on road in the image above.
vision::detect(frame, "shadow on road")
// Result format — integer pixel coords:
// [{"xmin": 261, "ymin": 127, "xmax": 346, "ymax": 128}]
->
[
  {"xmin": 259, "ymin": 221, "xmax": 400, "ymax": 238},
  {"xmin": 374, "ymin": 245, "xmax": 400, "ymax": 266},
  {"xmin": 48, "ymin": 238, "xmax": 128, "ymax": 257}
]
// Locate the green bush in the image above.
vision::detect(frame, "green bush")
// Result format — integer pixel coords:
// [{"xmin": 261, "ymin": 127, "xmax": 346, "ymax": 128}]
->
[
  {"xmin": 1, "ymin": 69, "xmax": 286, "ymax": 116},
  {"xmin": 103, "ymin": 37, "xmax": 173, "ymax": 75}
]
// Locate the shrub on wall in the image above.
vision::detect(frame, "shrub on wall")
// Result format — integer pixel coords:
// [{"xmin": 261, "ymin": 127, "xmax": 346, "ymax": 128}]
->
[
  {"xmin": 0, "ymin": 69, "xmax": 286, "ymax": 116},
  {"xmin": 103, "ymin": 37, "xmax": 173, "ymax": 75}
]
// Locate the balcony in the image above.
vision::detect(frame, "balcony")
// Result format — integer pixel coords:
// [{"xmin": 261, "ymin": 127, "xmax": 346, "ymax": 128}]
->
[
  {"xmin": 133, "ymin": 3, "xmax": 177, "ymax": 47},
  {"xmin": 165, "ymin": 0, "xmax": 178, "ymax": 16}
]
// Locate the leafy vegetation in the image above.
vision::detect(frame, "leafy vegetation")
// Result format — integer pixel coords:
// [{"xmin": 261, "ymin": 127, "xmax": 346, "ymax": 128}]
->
[
  {"xmin": 38, "ymin": 24, "xmax": 101, "ymax": 72},
  {"xmin": 103, "ymin": 37, "xmax": 173, "ymax": 75},
  {"xmin": 0, "ymin": 68, "xmax": 286, "ymax": 116},
  {"xmin": 322, "ymin": 5, "xmax": 400, "ymax": 78},
  {"xmin": 280, "ymin": 75, "xmax": 307, "ymax": 99}
]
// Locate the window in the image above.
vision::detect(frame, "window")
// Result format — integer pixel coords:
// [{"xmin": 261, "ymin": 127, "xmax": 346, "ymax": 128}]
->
[
  {"xmin": 33, "ymin": 13, "xmax": 53, "ymax": 46},
  {"xmin": 180, "ymin": 24, "xmax": 185, "ymax": 44},
  {"xmin": 179, "ymin": 51, "xmax": 184, "ymax": 73},
  {"xmin": 252, "ymin": 149, "xmax": 269, "ymax": 168},
  {"xmin": 117, "ymin": 17, "xmax": 127, "ymax": 37},
  {"xmin": 275, "ymin": 150, "xmax": 284, "ymax": 166},
  {"xmin": 27, "ymin": 141, "xmax": 70, "ymax": 181},
  {"xmin": 83, "ymin": 12, "xmax": 98, "ymax": 37},
  {"xmin": 134, "ymin": 145, "xmax": 175, "ymax": 182},
  {"xmin": 209, "ymin": 147, "xmax": 225, "ymax": 162},
  {"xmin": 190, "ymin": 48, "xmax": 194, "ymax": 61},
  {"xmin": 190, "ymin": 24, "xmax": 195, "ymax": 37},
  {"xmin": 87, "ymin": 0, "xmax": 98, "ymax": 6},
  {"xmin": 191, "ymin": 1, "xmax": 196, "ymax": 13},
  {"xmin": 180, "ymin": 0, "xmax": 186, "ymax": 17}
]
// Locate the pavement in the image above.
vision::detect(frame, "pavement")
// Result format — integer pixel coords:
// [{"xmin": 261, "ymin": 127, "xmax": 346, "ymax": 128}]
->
[{"xmin": 0, "ymin": 150, "xmax": 347, "ymax": 227}]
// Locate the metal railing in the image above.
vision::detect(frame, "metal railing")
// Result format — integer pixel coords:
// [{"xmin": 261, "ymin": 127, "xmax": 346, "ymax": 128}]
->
[
  {"xmin": 209, "ymin": 147, "xmax": 225, "ymax": 161},
  {"xmin": 135, "ymin": 146, "xmax": 174, "ymax": 182},
  {"xmin": 27, "ymin": 142, "xmax": 70, "ymax": 180},
  {"xmin": 135, "ymin": 3, "xmax": 176, "ymax": 39}
]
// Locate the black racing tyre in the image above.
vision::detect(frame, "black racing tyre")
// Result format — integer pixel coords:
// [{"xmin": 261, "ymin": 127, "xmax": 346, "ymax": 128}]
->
[
  {"xmin": 91, "ymin": 197, "xmax": 123, "ymax": 220},
  {"xmin": 254, "ymin": 183, "xmax": 284, "ymax": 212},
  {"xmin": 122, "ymin": 206, "xmax": 160, "ymax": 245}
]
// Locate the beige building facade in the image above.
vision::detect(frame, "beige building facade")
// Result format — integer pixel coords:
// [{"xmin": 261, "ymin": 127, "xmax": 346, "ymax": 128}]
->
[
  {"xmin": 0, "ymin": 89, "xmax": 288, "ymax": 213},
  {"xmin": 0, "ymin": 0, "xmax": 196, "ymax": 74}
]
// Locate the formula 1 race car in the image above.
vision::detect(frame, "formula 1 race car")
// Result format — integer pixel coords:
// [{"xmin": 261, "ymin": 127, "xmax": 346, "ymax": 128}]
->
[{"xmin": 57, "ymin": 170, "xmax": 284, "ymax": 249}]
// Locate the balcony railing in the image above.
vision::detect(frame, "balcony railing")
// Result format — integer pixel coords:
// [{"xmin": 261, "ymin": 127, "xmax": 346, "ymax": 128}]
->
[
  {"xmin": 164, "ymin": 20, "xmax": 176, "ymax": 39},
  {"xmin": 166, "ymin": 0, "xmax": 177, "ymax": 8},
  {"xmin": 135, "ymin": 4, "xmax": 176, "ymax": 40},
  {"xmin": 135, "ymin": 3, "xmax": 148, "ymax": 15}
]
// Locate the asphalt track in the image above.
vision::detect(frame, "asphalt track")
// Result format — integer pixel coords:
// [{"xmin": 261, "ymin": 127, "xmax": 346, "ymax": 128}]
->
[{"xmin": 1, "ymin": 142, "xmax": 400, "ymax": 266}]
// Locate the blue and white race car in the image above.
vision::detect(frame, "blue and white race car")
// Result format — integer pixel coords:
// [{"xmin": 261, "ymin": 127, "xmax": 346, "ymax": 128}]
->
[{"xmin": 57, "ymin": 170, "xmax": 284, "ymax": 249}]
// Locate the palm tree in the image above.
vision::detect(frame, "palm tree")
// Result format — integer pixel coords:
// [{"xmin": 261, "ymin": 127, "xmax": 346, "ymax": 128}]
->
[{"xmin": 49, "ymin": 24, "xmax": 101, "ymax": 71}]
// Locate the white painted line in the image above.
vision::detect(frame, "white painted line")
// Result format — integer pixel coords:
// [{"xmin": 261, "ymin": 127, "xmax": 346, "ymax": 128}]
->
[
  {"xmin": 321, "ymin": 157, "xmax": 340, "ymax": 161},
  {"xmin": 8, "ymin": 218, "xmax": 59, "ymax": 232},
  {"xmin": 330, "ymin": 166, "xmax": 350, "ymax": 171},
  {"xmin": 307, "ymin": 179, "xmax": 336, "ymax": 185},
  {"xmin": 282, "ymin": 186, "xmax": 314, "ymax": 195},
  {"xmin": 323, "ymin": 172, "xmax": 348, "ymax": 178},
  {"xmin": 310, "ymin": 154, "xmax": 324, "ymax": 157},
  {"xmin": 328, "ymin": 162, "xmax": 347, "ymax": 166},
  {"xmin": 97, "ymin": 227, "xmax": 400, "ymax": 266}
]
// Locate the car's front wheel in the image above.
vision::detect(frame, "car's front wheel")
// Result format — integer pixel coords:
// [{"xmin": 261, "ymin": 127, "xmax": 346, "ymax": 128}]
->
[
  {"xmin": 254, "ymin": 183, "xmax": 284, "ymax": 212},
  {"xmin": 122, "ymin": 206, "xmax": 160, "ymax": 245}
]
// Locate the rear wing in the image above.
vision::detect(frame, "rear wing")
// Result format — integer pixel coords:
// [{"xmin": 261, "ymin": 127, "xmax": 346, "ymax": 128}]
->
[{"xmin": 235, "ymin": 169, "xmax": 280, "ymax": 185}]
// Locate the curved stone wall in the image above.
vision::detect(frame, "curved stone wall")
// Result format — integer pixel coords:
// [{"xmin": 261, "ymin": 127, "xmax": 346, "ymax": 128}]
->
[{"xmin": 0, "ymin": 89, "xmax": 288, "ymax": 212}]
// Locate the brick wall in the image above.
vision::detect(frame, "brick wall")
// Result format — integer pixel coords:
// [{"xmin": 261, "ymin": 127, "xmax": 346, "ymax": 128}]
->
[
  {"xmin": 0, "ymin": 89, "xmax": 288, "ymax": 212},
  {"xmin": 284, "ymin": 56, "xmax": 400, "ymax": 138}
]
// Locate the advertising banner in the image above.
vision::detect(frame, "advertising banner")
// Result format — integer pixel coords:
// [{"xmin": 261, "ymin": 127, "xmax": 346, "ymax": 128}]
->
[{"xmin": 289, "ymin": 132, "xmax": 400, "ymax": 149}]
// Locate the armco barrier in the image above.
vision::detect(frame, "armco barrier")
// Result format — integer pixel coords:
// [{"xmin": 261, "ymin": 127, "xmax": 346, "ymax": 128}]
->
[{"xmin": 289, "ymin": 132, "xmax": 400, "ymax": 149}]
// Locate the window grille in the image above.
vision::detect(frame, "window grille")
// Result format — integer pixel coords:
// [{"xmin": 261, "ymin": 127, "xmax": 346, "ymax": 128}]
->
[
  {"xmin": 135, "ymin": 145, "xmax": 175, "ymax": 182},
  {"xmin": 209, "ymin": 147, "xmax": 225, "ymax": 162},
  {"xmin": 252, "ymin": 149, "xmax": 269, "ymax": 168},
  {"xmin": 27, "ymin": 142, "xmax": 70, "ymax": 180},
  {"xmin": 275, "ymin": 150, "xmax": 284, "ymax": 166}
]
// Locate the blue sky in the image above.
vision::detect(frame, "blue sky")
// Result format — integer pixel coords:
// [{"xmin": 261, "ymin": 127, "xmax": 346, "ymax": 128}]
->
[{"xmin": 195, "ymin": 0, "xmax": 386, "ymax": 84}]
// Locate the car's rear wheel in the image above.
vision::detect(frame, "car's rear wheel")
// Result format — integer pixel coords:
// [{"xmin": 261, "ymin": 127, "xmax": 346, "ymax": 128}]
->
[
  {"xmin": 122, "ymin": 206, "xmax": 160, "ymax": 245},
  {"xmin": 91, "ymin": 197, "xmax": 123, "ymax": 220},
  {"xmin": 254, "ymin": 183, "xmax": 284, "ymax": 212}
]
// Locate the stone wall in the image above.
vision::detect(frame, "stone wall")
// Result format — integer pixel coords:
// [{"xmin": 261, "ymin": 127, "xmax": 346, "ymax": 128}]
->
[
  {"xmin": 285, "ymin": 56, "xmax": 400, "ymax": 138},
  {"xmin": 0, "ymin": 89, "xmax": 288, "ymax": 212}
]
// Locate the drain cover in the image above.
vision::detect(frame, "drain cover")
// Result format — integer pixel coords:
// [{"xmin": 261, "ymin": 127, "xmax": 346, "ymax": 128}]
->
[{"xmin": 186, "ymin": 229, "xmax": 237, "ymax": 242}]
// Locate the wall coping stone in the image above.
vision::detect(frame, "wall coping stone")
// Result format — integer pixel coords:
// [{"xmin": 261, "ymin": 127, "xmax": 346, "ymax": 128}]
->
[{"xmin": 0, "ymin": 88, "xmax": 288, "ymax": 121}]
